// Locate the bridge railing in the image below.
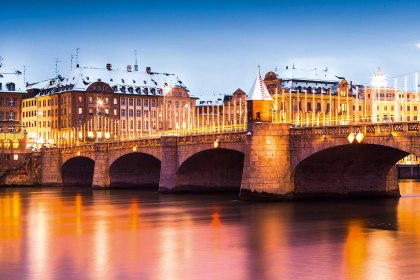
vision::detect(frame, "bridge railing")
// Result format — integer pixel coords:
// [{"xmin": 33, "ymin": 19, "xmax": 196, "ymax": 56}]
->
[{"xmin": 291, "ymin": 122, "xmax": 420, "ymax": 137}]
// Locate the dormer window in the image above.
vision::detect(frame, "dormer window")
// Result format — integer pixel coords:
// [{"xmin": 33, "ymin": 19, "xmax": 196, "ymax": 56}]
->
[
  {"xmin": 86, "ymin": 77, "xmax": 90, "ymax": 80},
  {"xmin": 121, "ymin": 86, "xmax": 126, "ymax": 93},
  {"xmin": 121, "ymin": 79, "xmax": 125, "ymax": 83},
  {"xmin": 135, "ymin": 87, "xmax": 141, "ymax": 94},
  {"xmin": 143, "ymin": 88, "xmax": 148, "ymax": 95},
  {"xmin": 128, "ymin": 87, "xmax": 134, "ymax": 94},
  {"xmin": 6, "ymin": 83, "xmax": 15, "ymax": 91},
  {"xmin": 151, "ymin": 88, "xmax": 156, "ymax": 95},
  {"xmin": 133, "ymin": 80, "xmax": 136, "ymax": 83},
  {"xmin": 112, "ymin": 86, "xmax": 118, "ymax": 92}
]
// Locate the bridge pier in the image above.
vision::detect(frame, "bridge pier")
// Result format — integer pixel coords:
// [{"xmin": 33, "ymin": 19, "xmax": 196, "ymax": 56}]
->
[
  {"xmin": 240, "ymin": 123, "xmax": 294, "ymax": 200},
  {"xmin": 158, "ymin": 136, "xmax": 179, "ymax": 193},
  {"xmin": 40, "ymin": 147, "xmax": 62, "ymax": 186},
  {"xmin": 92, "ymin": 143, "xmax": 110, "ymax": 189}
]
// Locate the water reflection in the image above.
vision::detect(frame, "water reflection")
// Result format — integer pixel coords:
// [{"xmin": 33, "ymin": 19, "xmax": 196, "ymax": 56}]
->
[{"xmin": 1, "ymin": 184, "xmax": 420, "ymax": 279}]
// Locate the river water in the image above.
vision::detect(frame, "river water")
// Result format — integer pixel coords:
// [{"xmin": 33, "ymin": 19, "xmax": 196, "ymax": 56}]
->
[{"xmin": 1, "ymin": 182, "xmax": 420, "ymax": 280}]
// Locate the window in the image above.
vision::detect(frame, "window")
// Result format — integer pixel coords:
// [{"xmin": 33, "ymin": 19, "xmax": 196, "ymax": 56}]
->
[
  {"xmin": 121, "ymin": 109, "xmax": 126, "ymax": 117},
  {"xmin": 0, "ymin": 83, "xmax": 2, "ymax": 90},
  {"xmin": 129, "ymin": 98, "xmax": 134, "ymax": 106},
  {"xmin": 122, "ymin": 120, "xmax": 126, "ymax": 129},
  {"xmin": 151, "ymin": 100, "xmax": 156, "ymax": 107},
  {"xmin": 8, "ymin": 111, "xmax": 16, "ymax": 120},
  {"xmin": 105, "ymin": 97, "xmax": 109, "ymax": 104},
  {"xmin": 136, "ymin": 110, "xmax": 141, "ymax": 117},
  {"xmin": 78, "ymin": 107, "xmax": 83, "ymax": 114},
  {"xmin": 6, "ymin": 83, "xmax": 15, "ymax": 91},
  {"xmin": 130, "ymin": 120, "xmax": 134, "ymax": 129},
  {"xmin": 78, "ymin": 96, "xmax": 83, "ymax": 103},
  {"xmin": 144, "ymin": 100, "xmax": 149, "ymax": 107},
  {"xmin": 307, "ymin": 103, "xmax": 311, "ymax": 112},
  {"xmin": 136, "ymin": 99, "xmax": 141, "ymax": 106},
  {"xmin": 121, "ymin": 98, "xmax": 126, "ymax": 105},
  {"xmin": 113, "ymin": 109, "xmax": 117, "ymax": 116},
  {"xmin": 8, "ymin": 98, "xmax": 16, "ymax": 106},
  {"xmin": 129, "ymin": 109, "xmax": 133, "ymax": 117},
  {"xmin": 113, "ymin": 98, "xmax": 118, "ymax": 105},
  {"xmin": 105, "ymin": 108, "xmax": 109, "ymax": 115},
  {"xmin": 89, "ymin": 108, "xmax": 93, "ymax": 115},
  {"xmin": 89, "ymin": 96, "xmax": 93, "ymax": 104}
]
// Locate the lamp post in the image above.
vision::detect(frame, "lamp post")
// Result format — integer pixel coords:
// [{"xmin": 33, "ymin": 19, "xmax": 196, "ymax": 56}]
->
[{"xmin": 95, "ymin": 98, "xmax": 104, "ymax": 142}]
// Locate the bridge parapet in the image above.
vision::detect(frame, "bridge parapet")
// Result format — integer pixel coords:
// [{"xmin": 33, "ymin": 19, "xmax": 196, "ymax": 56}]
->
[
  {"xmin": 177, "ymin": 131, "xmax": 247, "ymax": 145},
  {"xmin": 291, "ymin": 122, "xmax": 420, "ymax": 138}
]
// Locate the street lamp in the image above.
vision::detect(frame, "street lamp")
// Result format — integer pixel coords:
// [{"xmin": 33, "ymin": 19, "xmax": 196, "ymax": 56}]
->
[{"xmin": 96, "ymin": 98, "xmax": 104, "ymax": 142}]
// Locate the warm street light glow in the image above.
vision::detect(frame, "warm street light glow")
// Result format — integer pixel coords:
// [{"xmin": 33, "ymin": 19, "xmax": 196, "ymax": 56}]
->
[
  {"xmin": 348, "ymin": 133, "xmax": 355, "ymax": 144},
  {"xmin": 132, "ymin": 146, "xmax": 137, "ymax": 152},
  {"xmin": 77, "ymin": 151, "xmax": 81, "ymax": 156},
  {"xmin": 163, "ymin": 85, "xmax": 171, "ymax": 94},
  {"xmin": 356, "ymin": 132, "xmax": 364, "ymax": 143},
  {"xmin": 214, "ymin": 139, "xmax": 220, "ymax": 148}
]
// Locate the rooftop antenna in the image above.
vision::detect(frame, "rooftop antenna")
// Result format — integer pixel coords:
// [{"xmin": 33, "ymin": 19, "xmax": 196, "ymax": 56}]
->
[
  {"xmin": 23, "ymin": 65, "xmax": 26, "ymax": 84},
  {"xmin": 0, "ymin": 56, "xmax": 3, "ymax": 67},
  {"xmin": 55, "ymin": 57, "xmax": 61, "ymax": 77},
  {"xmin": 70, "ymin": 54, "xmax": 75, "ymax": 70},
  {"xmin": 76, "ymin": 48, "xmax": 80, "ymax": 66},
  {"xmin": 134, "ymin": 49, "xmax": 139, "ymax": 71}
]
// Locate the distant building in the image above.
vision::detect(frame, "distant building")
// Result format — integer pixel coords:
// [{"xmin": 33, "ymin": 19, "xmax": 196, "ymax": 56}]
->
[
  {"xmin": 0, "ymin": 62, "xmax": 25, "ymax": 132},
  {"xmin": 196, "ymin": 89, "xmax": 247, "ymax": 131},
  {"xmin": 22, "ymin": 64, "xmax": 196, "ymax": 147},
  {"xmin": 0, "ymin": 60, "xmax": 28, "ymax": 162}
]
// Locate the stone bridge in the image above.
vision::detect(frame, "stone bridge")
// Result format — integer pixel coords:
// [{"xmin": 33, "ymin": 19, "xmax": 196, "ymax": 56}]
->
[
  {"xmin": 40, "ymin": 132, "xmax": 247, "ymax": 192},
  {"xmin": 39, "ymin": 122, "xmax": 420, "ymax": 200}
]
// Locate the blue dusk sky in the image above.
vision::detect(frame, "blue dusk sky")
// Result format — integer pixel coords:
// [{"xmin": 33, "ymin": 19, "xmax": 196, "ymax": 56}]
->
[{"xmin": 1, "ymin": 0, "xmax": 420, "ymax": 98}]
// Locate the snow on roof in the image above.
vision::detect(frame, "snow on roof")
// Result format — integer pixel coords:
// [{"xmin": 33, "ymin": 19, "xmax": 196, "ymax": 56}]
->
[
  {"xmin": 28, "ymin": 66, "xmax": 189, "ymax": 95},
  {"xmin": 0, "ymin": 64, "xmax": 26, "ymax": 93},
  {"xmin": 277, "ymin": 67, "xmax": 340, "ymax": 83},
  {"xmin": 248, "ymin": 68, "xmax": 273, "ymax": 101}
]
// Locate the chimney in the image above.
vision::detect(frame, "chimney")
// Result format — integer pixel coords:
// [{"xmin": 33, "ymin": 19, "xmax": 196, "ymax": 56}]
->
[
  {"xmin": 134, "ymin": 65, "xmax": 138, "ymax": 72},
  {"xmin": 76, "ymin": 64, "xmax": 79, "ymax": 68},
  {"xmin": 146, "ymin": 67, "xmax": 152, "ymax": 74},
  {"xmin": 127, "ymin": 65, "xmax": 132, "ymax": 72},
  {"xmin": 106, "ymin": 63, "xmax": 112, "ymax": 71}
]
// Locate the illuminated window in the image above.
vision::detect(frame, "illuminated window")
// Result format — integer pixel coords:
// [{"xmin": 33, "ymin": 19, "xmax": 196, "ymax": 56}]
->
[
  {"xmin": 114, "ymin": 98, "xmax": 118, "ymax": 105},
  {"xmin": 113, "ymin": 109, "xmax": 117, "ymax": 116},
  {"xmin": 105, "ymin": 109, "xmax": 109, "ymax": 115},
  {"xmin": 13, "ymin": 154, "xmax": 18, "ymax": 160},
  {"xmin": 78, "ymin": 107, "xmax": 83, "ymax": 114}
]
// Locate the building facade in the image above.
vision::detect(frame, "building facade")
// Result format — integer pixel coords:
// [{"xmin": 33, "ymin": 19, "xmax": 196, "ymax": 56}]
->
[{"xmin": 22, "ymin": 64, "xmax": 195, "ymax": 147}]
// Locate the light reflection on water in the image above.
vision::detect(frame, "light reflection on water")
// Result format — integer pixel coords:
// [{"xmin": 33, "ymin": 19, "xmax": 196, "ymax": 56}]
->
[{"xmin": 1, "ymin": 184, "xmax": 420, "ymax": 279}]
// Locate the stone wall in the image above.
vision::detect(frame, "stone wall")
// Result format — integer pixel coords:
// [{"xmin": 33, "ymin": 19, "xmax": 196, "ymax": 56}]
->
[{"xmin": 0, "ymin": 153, "xmax": 41, "ymax": 186}]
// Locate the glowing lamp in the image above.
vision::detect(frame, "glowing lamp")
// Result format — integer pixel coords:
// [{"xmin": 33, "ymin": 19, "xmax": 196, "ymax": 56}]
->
[
  {"xmin": 356, "ymin": 132, "xmax": 364, "ymax": 143},
  {"xmin": 105, "ymin": 132, "xmax": 110, "ymax": 139},
  {"xmin": 133, "ymin": 146, "xmax": 137, "ymax": 152},
  {"xmin": 347, "ymin": 133, "xmax": 355, "ymax": 144},
  {"xmin": 77, "ymin": 151, "xmax": 81, "ymax": 156},
  {"xmin": 214, "ymin": 139, "xmax": 220, "ymax": 148}
]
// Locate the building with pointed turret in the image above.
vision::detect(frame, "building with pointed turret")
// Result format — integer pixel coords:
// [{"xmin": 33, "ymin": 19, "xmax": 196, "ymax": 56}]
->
[{"xmin": 247, "ymin": 67, "xmax": 273, "ymax": 122}]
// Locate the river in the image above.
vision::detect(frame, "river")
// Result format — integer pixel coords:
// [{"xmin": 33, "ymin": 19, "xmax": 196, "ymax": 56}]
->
[{"xmin": 1, "ymin": 181, "xmax": 420, "ymax": 280}]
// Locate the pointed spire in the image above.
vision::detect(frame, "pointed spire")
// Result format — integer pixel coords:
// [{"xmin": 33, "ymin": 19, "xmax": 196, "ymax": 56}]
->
[{"xmin": 247, "ymin": 66, "xmax": 273, "ymax": 101}]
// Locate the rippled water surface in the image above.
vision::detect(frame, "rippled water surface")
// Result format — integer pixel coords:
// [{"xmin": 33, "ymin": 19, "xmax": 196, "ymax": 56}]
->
[{"xmin": 2, "ymin": 182, "xmax": 420, "ymax": 280}]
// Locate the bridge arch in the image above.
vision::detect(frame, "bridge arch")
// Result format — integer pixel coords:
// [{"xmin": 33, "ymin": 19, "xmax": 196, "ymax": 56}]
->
[
  {"xmin": 109, "ymin": 152, "xmax": 161, "ymax": 188},
  {"xmin": 293, "ymin": 143, "xmax": 409, "ymax": 197},
  {"xmin": 177, "ymin": 148, "xmax": 245, "ymax": 191},
  {"xmin": 62, "ymin": 156, "xmax": 95, "ymax": 187}
]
